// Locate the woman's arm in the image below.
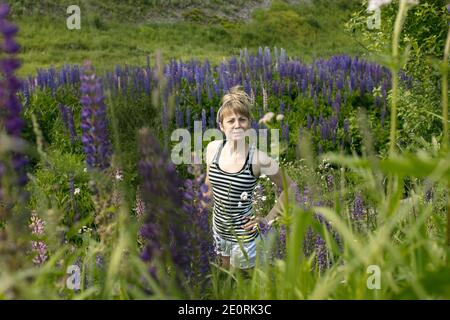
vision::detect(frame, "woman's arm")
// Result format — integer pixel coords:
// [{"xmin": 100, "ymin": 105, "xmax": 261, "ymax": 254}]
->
[
  {"xmin": 243, "ymin": 150, "xmax": 296, "ymax": 231},
  {"xmin": 202, "ymin": 141, "xmax": 220, "ymax": 211}
]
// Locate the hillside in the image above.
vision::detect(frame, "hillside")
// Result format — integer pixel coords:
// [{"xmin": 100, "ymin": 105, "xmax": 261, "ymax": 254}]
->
[{"xmin": 13, "ymin": 0, "xmax": 364, "ymax": 76}]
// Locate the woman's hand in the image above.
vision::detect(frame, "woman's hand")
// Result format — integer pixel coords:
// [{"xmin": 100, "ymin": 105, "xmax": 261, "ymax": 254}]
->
[{"xmin": 243, "ymin": 216, "xmax": 269, "ymax": 232}]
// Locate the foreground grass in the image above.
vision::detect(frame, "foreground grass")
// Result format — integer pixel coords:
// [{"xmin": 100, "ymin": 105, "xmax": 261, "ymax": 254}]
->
[{"xmin": 16, "ymin": 0, "xmax": 364, "ymax": 77}]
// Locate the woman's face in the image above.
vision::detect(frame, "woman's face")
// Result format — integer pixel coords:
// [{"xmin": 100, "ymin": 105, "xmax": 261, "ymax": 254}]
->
[{"xmin": 220, "ymin": 112, "xmax": 250, "ymax": 141}]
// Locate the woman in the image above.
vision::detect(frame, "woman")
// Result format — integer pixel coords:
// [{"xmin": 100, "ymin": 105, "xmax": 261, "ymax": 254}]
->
[{"xmin": 204, "ymin": 85, "xmax": 294, "ymax": 270}]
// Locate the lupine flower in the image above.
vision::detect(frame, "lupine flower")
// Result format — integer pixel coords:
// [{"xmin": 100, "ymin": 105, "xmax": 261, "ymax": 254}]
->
[
  {"xmin": 315, "ymin": 235, "xmax": 329, "ymax": 273},
  {"xmin": 326, "ymin": 174, "xmax": 334, "ymax": 191},
  {"xmin": 201, "ymin": 108, "xmax": 206, "ymax": 133},
  {"xmin": 182, "ymin": 160, "xmax": 213, "ymax": 277},
  {"xmin": 29, "ymin": 212, "xmax": 45, "ymax": 236},
  {"xmin": 80, "ymin": 61, "xmax": 112, "ymax": 170},
  {"xmin": 0, "ymin": 3, "xmax": 28, "ymax": 195},
  {"xmin": 352, "ymin": 192, "xmax": 365, "ymax": 221},
  {"xmin": 29, "ymin": 212, "xmax": 47, "ymax": 265},
  {"xmin": 31, "ymin": 241, "xmax": 48, "ymax": 265},
  {"xmin": 58, "ymin": 103, "xmax": 77, "ymax": 144},
  {"xmin": 134, "ymin": 191, "xmax": 146, "ymax": 218},
  {"xmin": 138, "ymin": 128, "xmax": 192, "ymax": 279}
]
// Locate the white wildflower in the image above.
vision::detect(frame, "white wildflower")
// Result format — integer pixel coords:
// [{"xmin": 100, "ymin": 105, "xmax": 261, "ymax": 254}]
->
[
  {"xmin": 240, "ymin": 191, "xmax": 248, "ymax": 201},
  {"xmin": 74, "ymin": 188, "xmax": 81, "ymax": 195}
]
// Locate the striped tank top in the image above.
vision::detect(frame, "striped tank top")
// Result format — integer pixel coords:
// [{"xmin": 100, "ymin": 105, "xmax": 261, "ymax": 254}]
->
[{"xmin": 208, "ymin": 140, "xmax": 259, "ymax": 243}]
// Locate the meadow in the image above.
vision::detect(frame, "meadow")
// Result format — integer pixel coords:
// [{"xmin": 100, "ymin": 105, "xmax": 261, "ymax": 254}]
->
[{"xmin": 0, "ymin": 0, "xmax": 450, "ymax": 300}]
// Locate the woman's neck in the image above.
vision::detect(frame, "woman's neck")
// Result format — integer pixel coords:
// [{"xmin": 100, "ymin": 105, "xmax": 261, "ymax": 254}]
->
[{"xmin": 223, "ymin": 139, "xmax": 248, "ymax": 157}]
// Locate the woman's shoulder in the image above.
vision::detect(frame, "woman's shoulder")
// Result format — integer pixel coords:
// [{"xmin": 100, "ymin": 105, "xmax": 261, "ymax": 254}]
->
[
  {"xmin": 206, "ymin": 139, "xmax": 223, "ymax": 153},
  {"xmin": 205, "ymin": 140, "xmax": 224, "ymax": 164}
]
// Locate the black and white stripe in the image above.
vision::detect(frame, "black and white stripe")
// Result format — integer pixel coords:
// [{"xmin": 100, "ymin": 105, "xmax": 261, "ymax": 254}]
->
[{"xmin": 208, "ymin": 140, "xmax": 258, "ymax": 243}]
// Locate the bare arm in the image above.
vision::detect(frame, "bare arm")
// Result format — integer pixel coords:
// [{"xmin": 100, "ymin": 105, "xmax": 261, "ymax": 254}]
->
[
  {"xmin": 243, "ymin": 151, "xmax": 296, "ymax": 231},
  {"xmin": 202, "ymin": 141, "xmax": 220, "ymax": 211}
]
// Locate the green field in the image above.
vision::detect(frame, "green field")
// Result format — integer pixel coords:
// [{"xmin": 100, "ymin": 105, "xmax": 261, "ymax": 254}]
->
[{"xmin": 15, "ymin": 0, "xmax": 364, "ymax": 76}]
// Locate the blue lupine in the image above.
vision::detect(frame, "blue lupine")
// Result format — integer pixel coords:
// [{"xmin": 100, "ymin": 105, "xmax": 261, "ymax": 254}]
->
[
  {"xmin": 352, "ymin": 192, "xmax": 365, "ymax": 221},
  {"xmin": 0, "ymin": 3, "xmax": 28, "ymax": 196},
  {"xmin": 80, "ymin": 61, "xmax": 112, "ymax": 170},
  {"xmin": 182, "ymin": 164, "xmax": 214, "ymax": 277},
  {"xmin": 58, "ymin": 104, "xmax": 77, "ymax": 144},
  {"xmin": 138, "ymin": 128, "xmax": 192, "ymax": 279},
  {"xmin": 209, "ymin": 106, "xmax": 215, "ymax": 129},
  {"xmin": 201, "ymin": 108, "xmax": 206, "ymax": 133}
]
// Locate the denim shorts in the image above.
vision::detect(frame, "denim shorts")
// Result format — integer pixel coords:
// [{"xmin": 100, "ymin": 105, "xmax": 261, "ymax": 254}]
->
[{"xmin": 212, "ymin": 231, "xmax": 264, "ymax": 269}]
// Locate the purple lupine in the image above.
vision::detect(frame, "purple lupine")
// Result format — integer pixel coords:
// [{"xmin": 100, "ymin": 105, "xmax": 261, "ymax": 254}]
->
[
  {"xmin": 326, "ymin": 174, "xmax": 334, "ymax": 191},
  {"xmin": 282, "ymin": 123, "xmax": 289, "ymax": 143},
  {"xmin": 138, "ymin": 128, "xmax": 192, "ymax": 279},
  {"xmin": 58, "ymin": 104, "xmax": 77, "ymax": 144},
  {"xmin": 31, "ymin": 241, "xmax": 48, "ymax": 265},
  {"xmin": 186, "ymin": 106, "xmax": 191, "ymax": 131},
  {"xmin": 352, "ymin": 192, "xmax": 365, "ymax": 221},
  {"xmin": 80, "ymin": 61, "xmax": 112, "ymax": 170},
  {"xmin": 302, "ymin": 226, "xmax": 316, "ymax": 258},
  {"xmin": 209, "ymin": 106, "xmax": 215, "ymax": 128},
  {"xmin": 343, "ymin": 119, "xmax": 350, "ymax": 143},
  {"xmin": 0, "ymin": 3, "xmax": 28, "ymax": 195},
  {"xmin": 201, "ymin": 108, "xmax": 206, "ymax": 133},
  {"xmin": 29, "ymin": 212, "xmax": 45, "ymax": 236},
  {"xmin": 182, "ymin": 162, "xmax": 214, "ymax": 277},
  {"xmin": 315, "ymin": 235, "xmax": 329, "ymax": 273}
]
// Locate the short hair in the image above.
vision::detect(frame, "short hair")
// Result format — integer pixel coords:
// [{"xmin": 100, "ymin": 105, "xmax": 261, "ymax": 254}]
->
[{"xmin": 216, "ymin": 85, "xmax": 252, "ymax": 125}]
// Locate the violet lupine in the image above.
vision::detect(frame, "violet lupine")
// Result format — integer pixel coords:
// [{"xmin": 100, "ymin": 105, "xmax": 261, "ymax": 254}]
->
[
  {"xmin": 31, "ymin": 241, "xmax": 48, "ymax": 265},
  {"xmin": 0, "ymin": 3, "xmax": 28, "ymax": 193},
  {"xmin": 182, "ymin": 162, "xmax": 214, "ymax": 277},
  {"xmin": 201, "ymin": 108, "xmax": 206, "ymax": 133},
  {"xmin": 282, "ymin": 123, "xmax": 289, "ymax": 143},
  {"xmin": 80, "ymin": 61, "xmax": 112, "ymax": 170},
  {"xmin": 315, "ymin": 235, "xmax": 329, "ymax": 273},
  {"xmin": 209, "ymin": 106, "xmax": 215, "ymax": 129},
  {"xmin": 352, "ymin": 192, "xmax": 365, "ymax": 223},
  {"xmin": 138, "ymin": 128, "xmax": 192, "ymax": 279},
  {"xmin": 58, "ymin": 103, "xmax": 77, "ymax": 144},
  {"xmin": 326, "ymin": 174, "xmax": 334, "ymax": 191}
]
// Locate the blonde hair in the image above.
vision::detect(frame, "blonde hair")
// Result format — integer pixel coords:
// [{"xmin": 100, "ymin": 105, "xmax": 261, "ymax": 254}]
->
[{"xmin": 216, "ymin": 85, "xmax": 252, "ymax": 125}]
